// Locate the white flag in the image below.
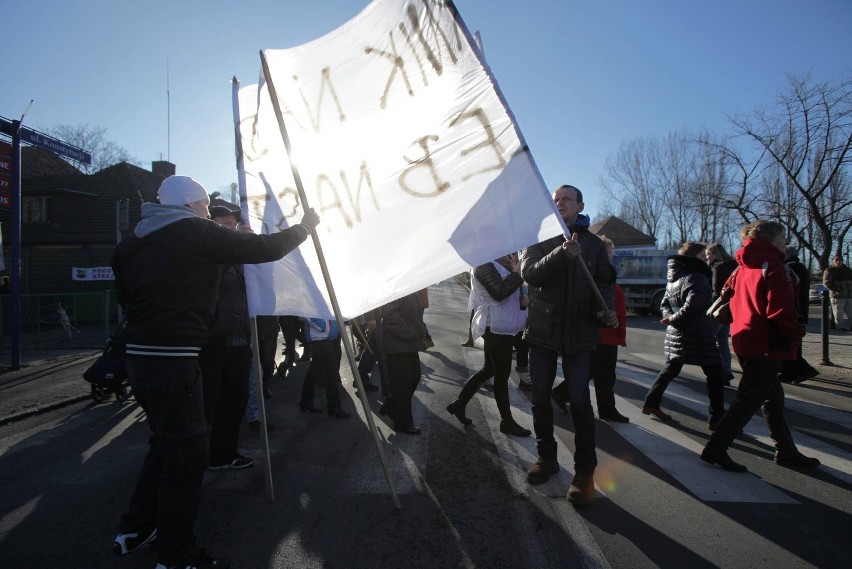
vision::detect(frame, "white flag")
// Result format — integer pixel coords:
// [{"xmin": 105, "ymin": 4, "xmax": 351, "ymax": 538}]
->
[{"xmin": 235, "ymin": 0, "xmax": 565, "ymax": 319}]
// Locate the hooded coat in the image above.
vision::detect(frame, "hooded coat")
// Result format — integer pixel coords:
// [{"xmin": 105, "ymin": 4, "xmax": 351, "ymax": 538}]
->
[
  {"xmin": 728, "ymin": 238, "xmax": 804, "ymax": 360},
  {"xmin": 660, "ymin": 255, "xmax": 719, "ymax": 366}
]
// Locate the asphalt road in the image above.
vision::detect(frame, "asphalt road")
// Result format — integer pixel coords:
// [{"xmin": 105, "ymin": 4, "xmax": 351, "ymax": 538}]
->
[{"xmin": 0, "ymin": 279, "xmax": 850, "ymax": 569}]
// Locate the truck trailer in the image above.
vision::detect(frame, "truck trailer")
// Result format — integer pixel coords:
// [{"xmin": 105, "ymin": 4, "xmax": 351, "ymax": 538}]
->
[{"xmin": 611, "ymin": 248, "xmax": 676, "ymax": 316}]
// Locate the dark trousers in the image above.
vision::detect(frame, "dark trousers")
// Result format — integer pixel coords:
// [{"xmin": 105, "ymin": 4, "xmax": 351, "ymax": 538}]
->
[
  {"xmin": 529, "ymin": 345, "xmax": 597, "ymax": 476},
  {"xmin": 513, "ymin": 331, "xmax": 529, "ymax": 369},
  {"xmin": 590, "ymin": 344, "xmax": 619, "ymax": 416},
  {"xmin": 458, "ymin": 330, "xmax": 514, "ymax": 420},
  {"xmin": 120, "ymin": 357, "xmax": 209, "ymax": 565},
  {"xmin": 357, "ymin": 330, "xmax": 389, "ymax": 393},
  {"xmin": 385, "ymin": 351, "xmax": 422, "ymax": 429},
  {"xmin": 199, "ymin": 345, "xmax": 252, "ymax": 463},
  {"xmin": 643, "ymin": 359, "xmax": 725, "ymax": 422},
  {"xmin": 279, "ymin": 315, "xmax": 298, "ymax": 365},
  {"xmin": 707, "ymin": 357, "xmax": 794, "ymax": 453},
  {"xmin": 301, "ymin": 337, "xmax": 343, "ymax": 409}
]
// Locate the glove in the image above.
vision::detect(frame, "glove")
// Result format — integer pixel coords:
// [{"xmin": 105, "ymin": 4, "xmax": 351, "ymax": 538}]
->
[
  {"xmin": 300, "ymin": 207, "xmax": 321, "ymax": 229},
  {"xmin": 597, "ymin": 309, "xmax": 618, "ymax": 328}
]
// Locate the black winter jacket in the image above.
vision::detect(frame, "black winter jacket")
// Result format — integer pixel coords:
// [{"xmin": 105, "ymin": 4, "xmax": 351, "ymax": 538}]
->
[
  {"xmin": 112, "ymin": 203, "xmax": 310, "ymax": 355},
  {"xmin": 473, "ymin": 261, "xmax": 523, "ymax": 301},
  {"xmin": 661, "ymin": 255, "xmax": 719, "ymax": 366},
  {"xmin": 521, "ymin": 217, "xmax": 614, "ymax": 355},
  {"xmin": 380, "ymin": 293, "xmax": 425, "ymax": 354},
  {"xmin": 207, "ymin": 264, "xmax": 250, "ymax": 347},
  {"xmin": 710, "ymin": 259, "xmax": 738, "ymax": 301}
]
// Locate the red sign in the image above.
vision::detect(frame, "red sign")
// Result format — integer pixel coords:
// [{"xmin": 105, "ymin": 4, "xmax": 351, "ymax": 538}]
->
[{"xmin": 0, "ymin": 140, "xmax": 12, "ymax": 208}]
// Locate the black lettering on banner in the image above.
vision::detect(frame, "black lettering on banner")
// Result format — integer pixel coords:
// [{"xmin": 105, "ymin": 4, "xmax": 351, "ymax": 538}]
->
[
  {"xmin": 449, "ymin": 108, "xmax": 507, "ymax": 181},
  {"xmin": 239, "ymin": 115, "xmax": 270, "ymax": 163},
  {"xmin": 317, "ymin": 174, "xmax": 354, "ymax": 228},
  {"xmin": 365, "ymin": 33, "xmax": 414, "ymax": 109},
  {"xmin": 399, "ymin": 135, "xmax": 450, "ymax": 197},
  {"xmin": 364, "ymin": 0, "xmax": 461, "ymax": 108},
  {"xmin": 290, "ymin": 68, "xmax": 346, "ymax": 133},
  {"xmin": 407, "ymin": 0, "xmax": 460, "ymax": 76},
  {"xmin": 313, "ymin": 163, "xmax": 381, "ymax": 230}
]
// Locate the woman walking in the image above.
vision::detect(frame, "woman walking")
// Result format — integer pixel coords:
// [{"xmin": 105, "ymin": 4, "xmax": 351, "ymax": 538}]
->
[
  {"xmin": 445, "ymin": 254, "xmax": 531, "ymax": 437},
  {"xmin": 706, "ymin": 243, "xmax": 738, "ymax": 385},
  {"xmin": 701, "ymin": 221, "xmax": 819, "ymax": 472},
  {"xmin": 642, "ymin": 242, "xmax": 726, "ymax": 428}
]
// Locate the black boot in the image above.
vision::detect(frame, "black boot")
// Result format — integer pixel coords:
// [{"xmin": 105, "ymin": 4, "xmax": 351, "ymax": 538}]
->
[
  {"xmin": 700, "ymin": 446, "xmax": 747, "ymax": 472},
  {"xmin": 446, "ymin": 400, "xmax": 472, "ymax": 425},
  {"xmin": 775, "ymin": 445, "xmax": 820, "ymax": 468}
]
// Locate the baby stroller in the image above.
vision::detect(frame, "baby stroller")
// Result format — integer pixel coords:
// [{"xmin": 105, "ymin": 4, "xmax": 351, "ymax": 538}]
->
[{"xmin": 83, "ymin": 320, "xmax": 131, "ymax": 403}]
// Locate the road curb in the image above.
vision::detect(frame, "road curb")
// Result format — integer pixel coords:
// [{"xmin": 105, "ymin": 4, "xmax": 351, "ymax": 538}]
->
[{"xmin": 0, "ymin": 393, "xmax": 93, "ymax": 427}]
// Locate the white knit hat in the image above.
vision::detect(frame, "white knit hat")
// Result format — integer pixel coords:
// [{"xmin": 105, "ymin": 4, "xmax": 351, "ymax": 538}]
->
[{"xmin": 157, "ymin": 175, "xmax": 209, "ymax": 206}]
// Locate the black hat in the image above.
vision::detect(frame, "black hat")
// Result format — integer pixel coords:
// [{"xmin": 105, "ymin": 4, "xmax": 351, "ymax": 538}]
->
[{"xmin": 209, "ymin": 205, "xmax": 242, "ymax": 223}]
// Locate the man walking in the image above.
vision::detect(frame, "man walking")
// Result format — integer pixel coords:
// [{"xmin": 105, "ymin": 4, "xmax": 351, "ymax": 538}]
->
[
  {"xmin": 111, "ymin": 175, "xmax": 318, "ymax": 569},
  {"xmin": 521, "ymin": 184, "xmax": 616, "ymax": 507},
  {"xmin": 823, "ymin": 255, "xmax": 852, "ymax": 331}
]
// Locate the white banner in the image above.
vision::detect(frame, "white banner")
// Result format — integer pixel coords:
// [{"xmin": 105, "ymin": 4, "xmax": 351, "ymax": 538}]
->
[{"xmin": 235, "ymin": 0, "xmax": 565, "ymax": 319}]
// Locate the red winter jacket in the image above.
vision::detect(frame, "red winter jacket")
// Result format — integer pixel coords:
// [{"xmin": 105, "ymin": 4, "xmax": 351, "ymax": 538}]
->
[
  {"xmin": 598, "ymin": 284, "xmax": 626, "ymax": 347},
  {"xmin": 727, "ymin": 238, "xmax": 804, "ymax": 360}
]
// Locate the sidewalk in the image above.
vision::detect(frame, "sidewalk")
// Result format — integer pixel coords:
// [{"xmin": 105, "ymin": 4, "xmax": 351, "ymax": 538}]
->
[{"xmin": 0, "ymin": 321, "xmax": 850, "ymax": 426}]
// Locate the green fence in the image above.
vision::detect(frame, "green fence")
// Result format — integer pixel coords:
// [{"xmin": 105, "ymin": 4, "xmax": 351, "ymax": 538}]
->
[{"xmin": 0, "ymin": 291, "xmax": 118, "ymax": 353}]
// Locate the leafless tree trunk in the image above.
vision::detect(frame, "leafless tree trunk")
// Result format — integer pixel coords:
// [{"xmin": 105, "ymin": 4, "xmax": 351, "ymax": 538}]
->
[{"xmin": 725, "ymin": 73, "xmax": 852, "ymax": 270}]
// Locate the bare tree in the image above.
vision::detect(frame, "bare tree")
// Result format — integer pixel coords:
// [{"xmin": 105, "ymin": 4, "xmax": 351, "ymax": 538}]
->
[
  {"xmin": 42, "ymin": 123, "xmax": 138, "ymax": 174},
  {"xmin": 600, "ymin": 137, "xmax": 667, "ymax": 238},
  {"xmin": 725, "ymin": 73, "xmax": 852, "ymax": 270}
]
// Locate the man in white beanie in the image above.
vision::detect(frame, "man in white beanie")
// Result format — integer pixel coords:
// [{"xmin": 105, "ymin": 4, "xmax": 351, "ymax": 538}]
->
[{"xmin": 110, "ymin": 175, "xmax": 319, "ymax": 569}]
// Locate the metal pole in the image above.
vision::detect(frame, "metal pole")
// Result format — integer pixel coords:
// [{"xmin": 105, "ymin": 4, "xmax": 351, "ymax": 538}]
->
[
  {"xmin": 819, "ymin": 290, "xmax": 833, "ymax": 366},
  {"xmin": 250, "ymin": 317, "xmax": 276, "ymax": 502},
  {"xmin": 260, "ymin": 51, "xmax": 401, "ymax": 510},
  {"xmin": 10, "ymin": 121, "xmax": 22, "ymax": 369}
]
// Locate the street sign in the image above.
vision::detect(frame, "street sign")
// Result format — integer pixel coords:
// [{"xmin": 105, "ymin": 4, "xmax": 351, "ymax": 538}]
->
[
  {"xmin": 71, "ymin": 267, "xmax": 115, "ymax": 281},
  {"xmin": 0, "ymin": 140, "xmax": 11, "ymax": 208},
  {"xmin": 0, "ymin": 118, "xmax": 91, "ymax": 165}
]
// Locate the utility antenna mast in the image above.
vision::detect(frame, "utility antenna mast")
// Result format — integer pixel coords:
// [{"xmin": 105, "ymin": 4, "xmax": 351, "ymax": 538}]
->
[{"xmin": 167, "ymin": 57, "xmax": 171, "ymax": 161}]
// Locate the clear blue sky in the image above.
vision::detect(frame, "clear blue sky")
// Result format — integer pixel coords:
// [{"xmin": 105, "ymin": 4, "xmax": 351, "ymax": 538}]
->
[{"xmin": 3, "ymin": 0, "xmax": 850, "ymax": 220}]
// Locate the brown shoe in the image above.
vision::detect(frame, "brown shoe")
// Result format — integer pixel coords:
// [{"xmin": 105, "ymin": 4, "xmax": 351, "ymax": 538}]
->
[
  {"xmin": 566, "ymin": 476, "xmax": 595, "ymax": 506},
  {"xmin": 526, "ymin": 458, "xmax": 559, "ymax": 485},
  {"xmin": 642, "ymin": 406, "xmax": 672, "ymax": 421}
]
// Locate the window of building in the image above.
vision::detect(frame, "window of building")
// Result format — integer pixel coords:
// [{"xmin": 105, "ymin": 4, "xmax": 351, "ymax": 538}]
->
[{"xmin": 23, "ymin": 196, "xmax": 51, "ymax": 223}]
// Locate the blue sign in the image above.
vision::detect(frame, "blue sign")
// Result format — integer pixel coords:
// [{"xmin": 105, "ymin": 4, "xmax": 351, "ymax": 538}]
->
[{"xmin": 0, "ymin": 118, "xmax": 92, "ymax": 165}]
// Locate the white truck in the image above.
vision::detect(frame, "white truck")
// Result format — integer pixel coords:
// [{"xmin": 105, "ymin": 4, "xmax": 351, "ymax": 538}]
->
[{"xmin": 610, "ymin": 248, "xmax": 676, "ymax": 316}]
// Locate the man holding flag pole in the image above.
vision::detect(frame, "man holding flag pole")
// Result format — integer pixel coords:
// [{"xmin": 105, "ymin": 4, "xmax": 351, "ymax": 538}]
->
[{"xmin": 521, "ymin": 184, "xmax": 617, "ymax": 507}]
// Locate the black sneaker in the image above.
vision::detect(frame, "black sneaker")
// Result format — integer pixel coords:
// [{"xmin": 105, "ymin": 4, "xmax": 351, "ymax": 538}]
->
[
  {"xmin": 209, "ymin": 454, "xmax": 255, "ymax": 470},
  {"xmin": 113, "ymin": 527, "xmax": 157, "ymax": 555},
  {"xmin": 155, "ymin": 549, "xmax": 230, "ymax": 569}
]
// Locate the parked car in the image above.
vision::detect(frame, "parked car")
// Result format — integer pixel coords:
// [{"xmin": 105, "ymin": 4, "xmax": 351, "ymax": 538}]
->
[{"xmin": 809, "ymin": 284, "xmax": 829, "ymax": 304}]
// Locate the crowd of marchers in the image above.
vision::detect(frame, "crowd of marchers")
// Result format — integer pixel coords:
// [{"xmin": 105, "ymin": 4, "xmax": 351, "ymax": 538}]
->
[{"xmin": 106, "ymin": 175, "xmax": 849, "ymax": 569}]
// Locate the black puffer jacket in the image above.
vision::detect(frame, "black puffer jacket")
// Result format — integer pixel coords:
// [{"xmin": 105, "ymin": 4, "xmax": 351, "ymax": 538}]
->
[{"xmin": 661, "ymin": 255, "xmax": 719, "ymax": 366}]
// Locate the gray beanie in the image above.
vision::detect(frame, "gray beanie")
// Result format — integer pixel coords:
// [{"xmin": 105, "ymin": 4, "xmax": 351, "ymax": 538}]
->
[{"xmin": 158, "ymin": 175, "xmax": 209, "ymax": 206}]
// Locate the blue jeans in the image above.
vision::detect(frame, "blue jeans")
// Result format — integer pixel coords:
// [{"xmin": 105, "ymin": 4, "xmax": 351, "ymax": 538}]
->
[
  {"xmin": 529, "ymin": 345, "xmax": 597, "ymax": 476},
  {"xmin": 713, "ymin": 322, "xmax": 732, "ymax": 376},
  {"xmin": 120, "ymin": 356, "xmax": 209, "ymax": 565}
]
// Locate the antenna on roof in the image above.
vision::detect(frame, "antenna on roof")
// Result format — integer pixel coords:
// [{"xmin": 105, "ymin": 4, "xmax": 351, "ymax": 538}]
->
[
  {"xmin": 167, "ymin": 57, "xmax": 171, "ymax": 162},
  {"xmin": 19, "ymin": 99, "xmax": 34, "ymax": 124}
]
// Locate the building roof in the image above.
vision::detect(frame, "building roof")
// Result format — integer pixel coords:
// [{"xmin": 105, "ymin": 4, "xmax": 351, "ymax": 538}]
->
[
  {"xmin": 5, "ymin": 161, "xmax": 165, "ymax": 244},
  {"xmin": 589, "ymin": 215, "xmax": 656, "ymax": 247}
]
